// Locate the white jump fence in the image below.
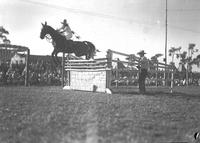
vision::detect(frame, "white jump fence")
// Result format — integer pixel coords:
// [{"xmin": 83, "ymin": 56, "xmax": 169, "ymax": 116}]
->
[{"xmin": 63, "ymin": 49, "xmax": 175, "ymax": 93}]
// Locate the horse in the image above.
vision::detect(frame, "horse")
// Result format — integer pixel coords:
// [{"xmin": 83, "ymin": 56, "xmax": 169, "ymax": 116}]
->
[{"xmin": 40, "ymin": 21, "xmax": 97, "ymax": 65}]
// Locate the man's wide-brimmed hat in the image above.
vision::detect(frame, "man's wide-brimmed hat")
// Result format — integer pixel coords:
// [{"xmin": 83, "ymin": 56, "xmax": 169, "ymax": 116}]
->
[
  {"xmin": 137, "ymin": 50, "xmax": 146, "ymax": 55},
  {"xmin": 61, "ymin": 19, "xmax": 67, "ymax": 24}
]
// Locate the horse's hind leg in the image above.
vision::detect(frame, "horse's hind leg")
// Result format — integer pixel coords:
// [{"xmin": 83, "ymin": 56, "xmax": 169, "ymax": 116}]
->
[
  {"xmin": 89, "ymin": 52, "xmax": 94, "ymax": 59},
  {"xmin": 88, "ymin": 46, "xmax": 95, "ymax": 60},
  {"xmin": 86, "ymin": 54, "xmax": 89, "ymax": 60},
  {"xmin": 85, "ymin": 49, "xmax": 91, "ymax": 60},
  {"xmin": 87, "ymin": 52, "xmax": 93, "ymax": 60}
]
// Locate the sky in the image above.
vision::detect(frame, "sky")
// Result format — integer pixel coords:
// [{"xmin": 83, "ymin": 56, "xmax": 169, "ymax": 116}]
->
[{"xmin": 1, "ymin": 0, "xmax": 200, "ymax": 71}]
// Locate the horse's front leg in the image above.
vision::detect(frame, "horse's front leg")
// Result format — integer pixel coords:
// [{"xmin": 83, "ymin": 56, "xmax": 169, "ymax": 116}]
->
[
  {"xmin": 55, "ymin": 51, "xmax": 61, "ymax": 66},
  {"xmin": 51, "ymin": 50, "xmax": 57, "ymax": 65}
]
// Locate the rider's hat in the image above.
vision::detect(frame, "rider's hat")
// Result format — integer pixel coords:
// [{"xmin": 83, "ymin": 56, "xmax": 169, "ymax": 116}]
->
[
  {"xmin": 61, "ymin": 19, "xmax": 67, "ymax": 24},
  {"xmin": 137, "ymin": 50, "xmax": 146, "ymax": 56}
]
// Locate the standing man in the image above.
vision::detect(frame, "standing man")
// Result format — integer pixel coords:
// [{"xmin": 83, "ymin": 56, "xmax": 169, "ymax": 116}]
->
[{"xmin": 137, "ymin": 50, "xmax": 149, "ymax": 94}]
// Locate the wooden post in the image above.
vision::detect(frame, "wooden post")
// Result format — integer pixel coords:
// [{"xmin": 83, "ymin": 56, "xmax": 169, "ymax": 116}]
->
[
  {"xmin": 170, "ymin": 65, "xmax": 174, "ymax": 93},
  {"xmin": 106, "ymin": 49, "xmax": 112, "ymax": 89},
  {"xmin": 66, "ymin": 54, "xmax": 70, "ymax": 86},
  {"xmin": 107, "ymin": 49, "xmax": 112, "ymax": 68},
  {"xmin": 156, "ymin": 62, "xmax": 158, "ymax": 87},
  {"xmin": 116, "ymin": 58, "xmax": 120, "ymax": 87},
  {"xmin": 186, "ymin": 46, "xmax": 190, "ymax": 86},
  {"xmin": 25, "ymin": 48, "xmax": 30, "ymax": 86},
  {"xmin": 61, "ymin": 52, "xmax": 65, "ymax": 87}
]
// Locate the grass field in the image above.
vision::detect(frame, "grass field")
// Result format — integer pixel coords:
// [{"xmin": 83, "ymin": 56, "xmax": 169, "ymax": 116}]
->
[{"xmin": 0, "ymin": 86, "xmax": 200, "ymax": 143}]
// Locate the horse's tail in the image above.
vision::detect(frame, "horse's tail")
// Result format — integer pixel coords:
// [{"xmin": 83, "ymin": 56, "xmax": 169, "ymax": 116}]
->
[{"xmin": 83, "ymin": 41, "xmax": 99, "ymax": 59}]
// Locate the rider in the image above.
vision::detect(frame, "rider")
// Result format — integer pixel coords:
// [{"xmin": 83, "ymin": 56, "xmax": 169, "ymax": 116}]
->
[
  {"xmin": 57, "ymin": 19, "xmax": 73, "ymax": 40},
  {"xmin": 57, "ymin": 19, "xmax": 80, "ymax": 40}
]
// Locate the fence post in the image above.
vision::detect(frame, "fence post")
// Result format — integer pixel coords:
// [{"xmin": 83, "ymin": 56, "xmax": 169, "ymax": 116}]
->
[
  {"xmin": 170, "ymin": 65, "xmax": 174, "ymax": 93},
  {"xmin": 106, "ymin": 49, "xmax": 112, "ymax": 89},
  {"xmin": 186, "ymin": 63, "xmax": 189, "ymax": 86},
  {"xmin": 66, "ymin": 54, "xmax": 70, "ymax": 86},
  {"xmin": 25, "ymin": 48, "xmax": 30, "ymax": 86},
  {"xmin": 156, "ymin": 61, "xmax": 158, "ymax": 87},
  {"xmin": 61, "ymin": 52, "xmax": 65, "ymax": 87},
  {"xmin": 116, "ymin": 58, "xmax": 120, "ymax": 87}
]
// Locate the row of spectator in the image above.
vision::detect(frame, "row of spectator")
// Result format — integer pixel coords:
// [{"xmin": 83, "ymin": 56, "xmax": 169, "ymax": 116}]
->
[{"xmin": 0, "ymin": 61, "xmax": 62, "ymax": 86}]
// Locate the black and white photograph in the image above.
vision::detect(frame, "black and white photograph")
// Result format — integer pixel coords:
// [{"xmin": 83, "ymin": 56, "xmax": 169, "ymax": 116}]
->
[{"xmin": 1, "ymin": 0, "xmax": 200, "ymax": 142}]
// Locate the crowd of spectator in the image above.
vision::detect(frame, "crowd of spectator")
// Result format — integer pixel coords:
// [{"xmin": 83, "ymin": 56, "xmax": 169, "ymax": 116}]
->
[{"xmin": 0, "ymin": 60, "xmax": 62, "ymax": 86}]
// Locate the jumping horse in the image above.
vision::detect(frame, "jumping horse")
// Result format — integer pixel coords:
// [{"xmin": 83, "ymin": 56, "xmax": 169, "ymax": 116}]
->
[{"xmin": 40, "ymin": 22, "xmax": 97, "ymax": 65}]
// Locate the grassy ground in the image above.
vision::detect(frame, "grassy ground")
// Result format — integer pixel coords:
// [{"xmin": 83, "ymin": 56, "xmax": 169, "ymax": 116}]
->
[{"xmin": 0, "ymin": 86, "xmax": 200, "ymax": 143}]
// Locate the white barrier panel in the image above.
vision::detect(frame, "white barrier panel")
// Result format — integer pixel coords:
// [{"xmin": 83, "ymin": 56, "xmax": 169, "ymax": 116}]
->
[
  {"xmin": 71, "ymin": 70, "xmax": 106, "ymax": 92},
  {"xmin": 63, "ymin": 68, "xmax": 112, "ymax": 94}
]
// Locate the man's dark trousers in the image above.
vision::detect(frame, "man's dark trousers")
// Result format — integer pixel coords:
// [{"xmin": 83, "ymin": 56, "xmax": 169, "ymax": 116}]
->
[{"xmin": 139, "ymin": 68, "xmax": 147, "ymax": 94}]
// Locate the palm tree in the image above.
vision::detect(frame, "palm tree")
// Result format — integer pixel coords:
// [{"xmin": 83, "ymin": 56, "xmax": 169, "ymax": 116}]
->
[
  {"xmin": 188, "ymin": 43, "xmax": 199, "ymax": 68},
  {"xmin": 177, "ymin": 44, "xmax": 198, "ymax": 85},
  {"xmin": 168, "ymin": 46, "xmax": 181, "ymax": 63},
  {"xmin": 190, "ymin": 55, "xmax": 200, "ymax": 68},
  {"xmin": 0, "ymin": 26, "xmax": 10, "ymax": 44}
]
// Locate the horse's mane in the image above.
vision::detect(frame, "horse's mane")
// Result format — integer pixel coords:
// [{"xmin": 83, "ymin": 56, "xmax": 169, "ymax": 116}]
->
[
  {"xmin": 45, "ymin": 24, "xmax": 66, "ymax": 40},
  {"xmin": 46, "ymin": 25, "xmax": 58, "ymax": 35}
]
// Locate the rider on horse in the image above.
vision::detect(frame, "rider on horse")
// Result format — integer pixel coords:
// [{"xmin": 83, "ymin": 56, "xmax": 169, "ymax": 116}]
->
[
  {"xmin": 40, "ymin": 21, "xmax": 97, "ymax": 64},
  {"xmin": 57, "ymin": 19, "xmax": 80, "ymax": 40}
]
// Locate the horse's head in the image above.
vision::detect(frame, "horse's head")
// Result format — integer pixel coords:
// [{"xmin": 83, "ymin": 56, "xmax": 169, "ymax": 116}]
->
[{"xmin": 40, "ymin": 21, "xmax": 49, "ymax": 39}]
